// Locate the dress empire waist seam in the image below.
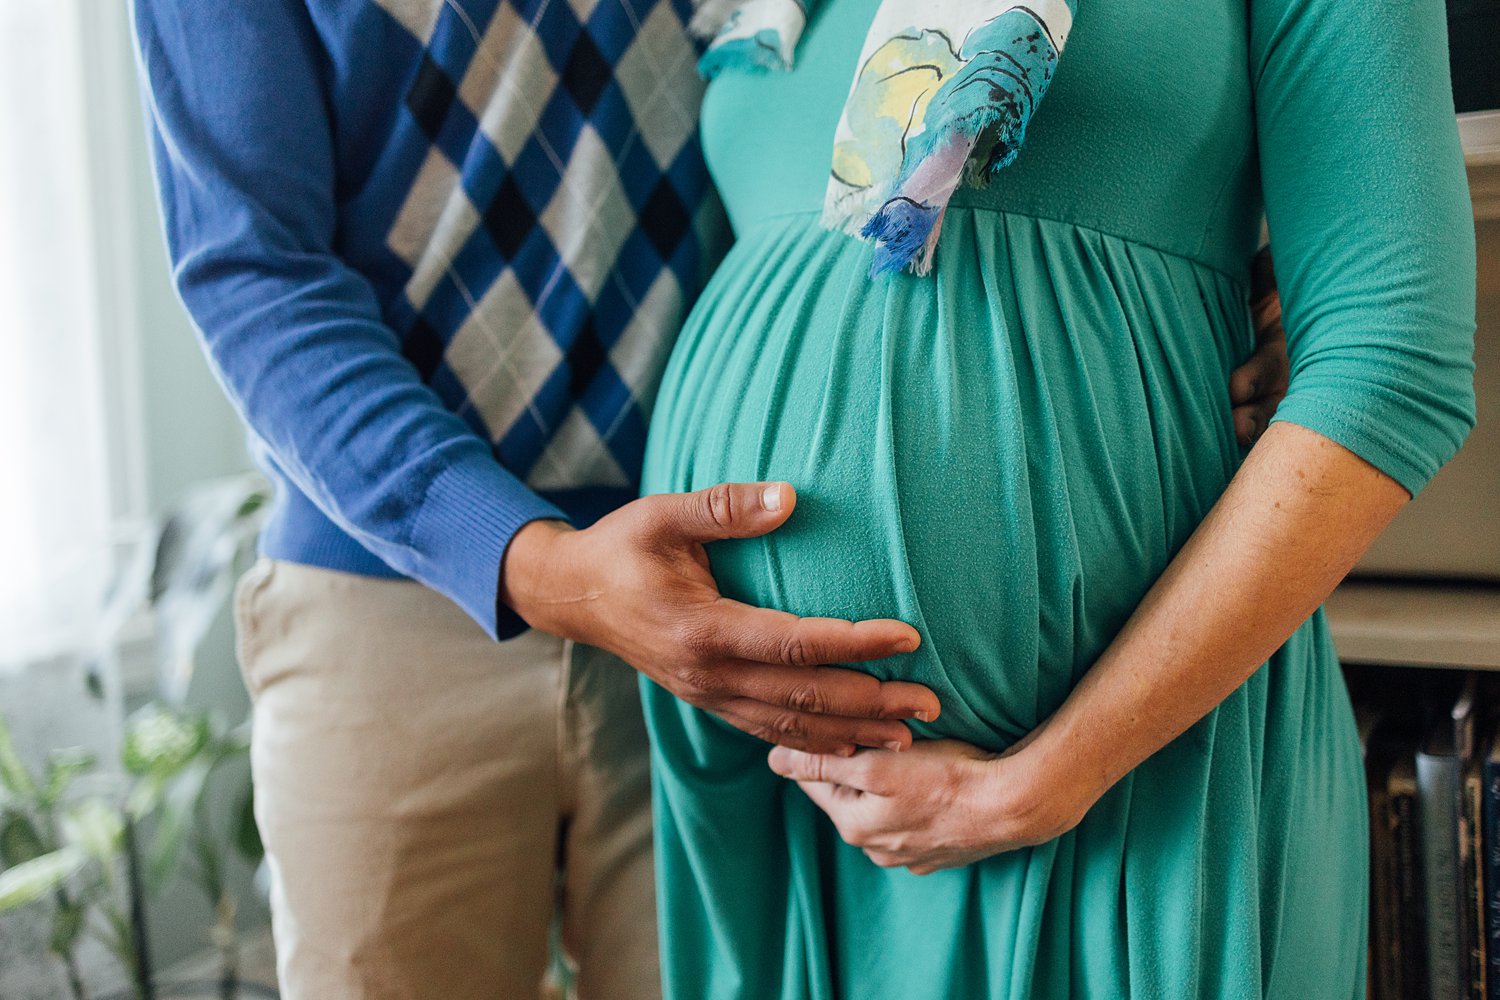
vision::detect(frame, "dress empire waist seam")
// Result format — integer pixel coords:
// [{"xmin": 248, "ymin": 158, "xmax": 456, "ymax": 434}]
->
[{"xmin": 732, "ymin": 204, "xmax": 1252, "ymax": 288}]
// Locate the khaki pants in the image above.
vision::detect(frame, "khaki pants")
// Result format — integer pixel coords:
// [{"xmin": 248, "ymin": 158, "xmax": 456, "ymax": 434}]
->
[{"xmin": 233, "ymin": 558, "xmax": 659, "ymax": 1000}]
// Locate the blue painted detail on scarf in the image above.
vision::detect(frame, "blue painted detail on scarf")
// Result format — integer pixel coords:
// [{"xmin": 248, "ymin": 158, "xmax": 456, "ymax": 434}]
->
[
  {"xmin": 697, "ymin": 30, "xmax": 790, "ymax": 78},
  {"xmin": 904, "ymin": 11, "xmax": 1059, "ymax": 177},
  {"xmin": 865, "ymin": 9, "xmax": 1063, "ymax": 273},
  {"xmin": 861, "ymin": 198, "xmax": 942, "ymax": 276}
]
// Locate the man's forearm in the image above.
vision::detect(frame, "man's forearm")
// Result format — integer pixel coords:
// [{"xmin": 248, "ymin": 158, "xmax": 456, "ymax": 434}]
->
[
  {"xmin": 136, "ymin": 0, "xmax": 569, "ymax": 639},
  {"xmin": 1022, "ymin": 420, "xmax": 1408, "ymax": 814}
]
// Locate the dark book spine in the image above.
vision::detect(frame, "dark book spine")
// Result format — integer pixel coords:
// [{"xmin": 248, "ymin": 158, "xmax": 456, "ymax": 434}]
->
[
  {"xmin": 1371, "ymin": 767, "xmax": 1400, "ymax": 1000},
  {"xmin": 1465, "ymin": 761, "xmax": 1488, "ymax": 998},
  {"xmin": 1453, "ymin": 675, "xmax": 1483, "ymax": 999},
  {"xmin": 1420, "ymin": 749, "xmax": 1463, "ymax": 999},
  {"xmin": 1392, "ymin": 778, "xmax": 1429, "ymax": 995},
  {"xmin": 1485, "ymin": 755, "xmax": 1500, "ymax": 1000}
]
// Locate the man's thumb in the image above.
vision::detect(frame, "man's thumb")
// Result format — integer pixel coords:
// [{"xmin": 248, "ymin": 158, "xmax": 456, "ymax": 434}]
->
[{"xmin": 649, "ymin": 482, "xmax": 796, "ymax": 544}]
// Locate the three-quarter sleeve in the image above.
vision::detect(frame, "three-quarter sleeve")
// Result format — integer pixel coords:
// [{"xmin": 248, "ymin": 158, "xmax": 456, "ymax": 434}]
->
[{"xmin": 1251, "ymin": 0, "xmax": 1477, "ymax": 497}]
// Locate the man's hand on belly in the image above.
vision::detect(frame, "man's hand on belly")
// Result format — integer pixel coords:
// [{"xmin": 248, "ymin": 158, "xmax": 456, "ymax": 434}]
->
[{"xmin": 500, "ymin": 482, "xmax": 940, "ymax": 757}]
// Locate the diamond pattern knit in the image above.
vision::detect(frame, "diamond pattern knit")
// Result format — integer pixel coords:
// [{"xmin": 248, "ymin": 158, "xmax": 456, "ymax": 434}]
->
[
  {"xmin": 379, "ymin": 0, "xmax": 717, "ymax": 490},
  {"xmin": 133, "ymin": 0, "xmax": 727, "ymax": 637}
]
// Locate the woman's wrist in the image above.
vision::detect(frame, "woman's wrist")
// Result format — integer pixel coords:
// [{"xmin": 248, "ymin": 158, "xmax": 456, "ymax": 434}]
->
[{"xmin": 981, "ymin": 730, "xmax": 1108, "ymax": 846}]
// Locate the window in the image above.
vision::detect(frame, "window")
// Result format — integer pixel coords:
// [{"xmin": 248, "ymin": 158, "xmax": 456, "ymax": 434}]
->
[{"xmin": 0, "ymin": 0, "xmax": 145, "ymax": 670}]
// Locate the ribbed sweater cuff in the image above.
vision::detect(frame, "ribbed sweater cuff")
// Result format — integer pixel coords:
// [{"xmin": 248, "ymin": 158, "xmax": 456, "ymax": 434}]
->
[{"xmin": 408, "ymin": 456, "xmax": 567, "ymax": 640}]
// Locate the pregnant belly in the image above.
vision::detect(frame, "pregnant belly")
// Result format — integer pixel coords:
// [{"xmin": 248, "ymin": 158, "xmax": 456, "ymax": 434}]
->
[{"xmin": 642, "ymin": 212, "xmax": 1251, "ymax": 748}]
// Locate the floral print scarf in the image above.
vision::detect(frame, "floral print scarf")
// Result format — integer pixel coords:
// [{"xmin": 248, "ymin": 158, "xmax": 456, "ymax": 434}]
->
[{"xmin": 691, "ymin": 0, "xmax": 1076, "ymax": 276}]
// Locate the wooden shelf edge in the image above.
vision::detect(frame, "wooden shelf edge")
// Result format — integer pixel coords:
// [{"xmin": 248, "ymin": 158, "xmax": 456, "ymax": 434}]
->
[
  {"xmin": 1326, "ymin": 578, "xmax": 1500, "ymax": 671},
  {"xmin": 1461, "ymin": 110, "xmax": 1500, "ymax": 166},
  {"xmin": 1461, "ymin": 111, "xmax": 1500, "ymax": 220}
]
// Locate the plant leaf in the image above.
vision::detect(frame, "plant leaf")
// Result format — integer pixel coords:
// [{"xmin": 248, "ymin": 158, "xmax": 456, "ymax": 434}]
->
[
  {"xmin": 125, "ymin": 772, "xmax": 168, "ymax": 820},
  {"xmin": 190, "ymin": 826, "xmax": 223, "ymax": 902},
  {"xmin": 233, "ymin": 783, "xmax": 262, "ymax": 864},
  {"xmin": 0, "ymin": 715, "xmax": 38, "ymax": 801},
  {"xmin": 50, "ymin": 896, "xmax": 86, "ymax": 956},
  {"xmin": 61, "ymin": 798, "xmax": 124, "ymax": 863},
  {"xmin": 41, "ymin": 747, "xmax": 96, "ymax": 808},
  {"xmin": 150, "ymin": 473, "xmax": 269, "ymax": 701},
  {"xmin": 123, "ymin": 705, "xmax": 209, "ymax": 778},
  {"xmin": 0, "ymin": 810, "xmax": 48, "ymax": 866},
  {"xmin": 147, "ymin": 755, "xmax": 214, "ymax": 891},
  {"xmin": 222, "ymin": 719, "xmax": 252, "ymax": 757},
  {"xmin": 0, "ymin": 848, "xmax": 87, "ymax": 911}
]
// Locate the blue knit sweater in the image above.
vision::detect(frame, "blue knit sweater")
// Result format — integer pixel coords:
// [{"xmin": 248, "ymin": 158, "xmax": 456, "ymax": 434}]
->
[{"xmin": 132, "ymin": 0, "xmax": 720, "ymax": 638}]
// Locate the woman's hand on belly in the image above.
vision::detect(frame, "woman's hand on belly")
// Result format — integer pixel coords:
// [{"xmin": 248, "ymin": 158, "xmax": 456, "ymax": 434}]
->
[
  {"xmin": 501, "ymin": 480, "xmax": 941, "ymax": 755},
  {"xmin": 767, "ymin": 729, "xmax": 1089, "ymax": 875}
]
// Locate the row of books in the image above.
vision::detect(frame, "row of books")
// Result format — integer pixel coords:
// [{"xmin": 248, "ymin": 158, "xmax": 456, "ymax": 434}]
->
[{"xmin": 1355, "ymin": 669, "xmax": 1500, "ymax": 1000}]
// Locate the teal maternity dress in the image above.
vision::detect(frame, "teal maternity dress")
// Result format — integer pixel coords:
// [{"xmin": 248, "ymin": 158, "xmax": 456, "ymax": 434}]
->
[{"xmin": 638, "ymin": 0, "xmax": 1478, "ymax": 996}]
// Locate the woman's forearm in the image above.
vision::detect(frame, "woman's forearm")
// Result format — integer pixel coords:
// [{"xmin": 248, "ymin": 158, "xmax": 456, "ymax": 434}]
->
[
  {"xmin": 1022, "ymin": 419, "xmax": 1410, "ymax": 817},
  {"xmin": 762, "ymin": 419, "xmax": 1416, "ymax": 870}
]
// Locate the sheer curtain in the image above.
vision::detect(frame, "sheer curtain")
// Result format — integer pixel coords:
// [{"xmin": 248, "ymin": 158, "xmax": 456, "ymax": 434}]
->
[{"xmin": 0, "ymin": 0, "xmax": 123, "ymax": 669}]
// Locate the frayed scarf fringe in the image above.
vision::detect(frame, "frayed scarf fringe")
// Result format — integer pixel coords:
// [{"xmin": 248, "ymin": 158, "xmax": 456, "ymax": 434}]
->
[{"xmin": 819, "ymin": 199, "xmax": 939, "ymax": 278}]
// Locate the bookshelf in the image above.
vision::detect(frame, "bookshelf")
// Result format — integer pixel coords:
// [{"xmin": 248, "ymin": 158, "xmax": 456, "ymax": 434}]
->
[
  {"xmin": 1461, "ymin": 110, "xmax": 1500, "ymax": 217},
  {"xmin": 1326, "ymin": 580, "xmax": 1500, "ymax": 671}
]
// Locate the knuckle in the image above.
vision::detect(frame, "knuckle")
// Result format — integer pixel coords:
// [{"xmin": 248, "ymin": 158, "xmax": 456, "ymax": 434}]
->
[
  {"xmin": 672, "ymin": 659, "xmax": 720, "ymax": 699},
  {"xmin": 704, "ymin": 483, "xmax": 735, "ymax": 529},
  {"xmin": 783, "ymin": 682, "xmax": 827, "ymax": 714},
  {"xmin": 779, "ymin": 634, "xmax": 817, "ymax": 667},
  {"xmin": 674, "ymin": 618, "xmax": 720, "ymax": 660},
  {"xmin": 748, "ymin": 724, "xmax": 778, "ymax": 744},
  {"xmin": 768, "ymin": 711, "xmax": 808, "ymax": 739}
]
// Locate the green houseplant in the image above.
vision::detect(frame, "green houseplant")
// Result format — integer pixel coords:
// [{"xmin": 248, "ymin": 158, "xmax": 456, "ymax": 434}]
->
[
  {"xmin": 0, "ymin": 705, "xmax": 269, "ymax": 1000},
  {"xmin": 0, "ymin": 715, "xmax": 141, "ymax": 1000},
  {"xmin": 0, "ymin": 472, "xmax": 274, "ymax": 1000},
  {"xmin": 124, "ymin": 706, "xmax": 267, "ymax": 1000}
]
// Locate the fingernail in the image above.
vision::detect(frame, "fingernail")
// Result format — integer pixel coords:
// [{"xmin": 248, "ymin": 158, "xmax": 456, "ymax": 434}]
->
[
  {"xmin": 882, "ymin": 741, "xmax": 903, "ymax": 753},
  {"xmin": 761, "ymin": 483, "xmax": 783, "ymax": 512},
  {"xmin": 837, "ymin": 745, "xmax": 856, "ymax": 757},
  {"xmin": 912, "ymin": 709, "xmax": 934, "ymax": 722}
]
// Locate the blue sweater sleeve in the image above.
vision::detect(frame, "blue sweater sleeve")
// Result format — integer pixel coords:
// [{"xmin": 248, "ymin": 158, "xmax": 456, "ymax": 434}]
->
[
  {"xmin": 132, "ymin": 0, "xmax": 564, "ymax": 639},
  {"xmin": 1251, "ymin": 0, "xmax": 1478, "ymax": 497}
]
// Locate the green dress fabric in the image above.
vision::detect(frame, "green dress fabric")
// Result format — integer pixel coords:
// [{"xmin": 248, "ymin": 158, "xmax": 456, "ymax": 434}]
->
[{"xmin": 638, "ymin": 0, "xmax": 1477, "ymax": 996}]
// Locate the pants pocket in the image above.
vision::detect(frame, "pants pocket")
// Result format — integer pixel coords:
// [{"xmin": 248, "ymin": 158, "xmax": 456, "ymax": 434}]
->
[{"xmin": 232, "ymin": 557, "xmax": 277, "ymax": 699}]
